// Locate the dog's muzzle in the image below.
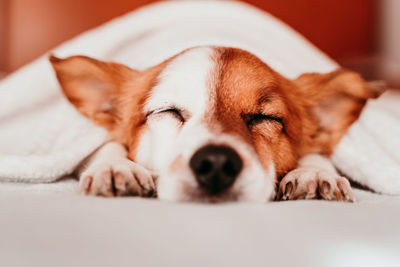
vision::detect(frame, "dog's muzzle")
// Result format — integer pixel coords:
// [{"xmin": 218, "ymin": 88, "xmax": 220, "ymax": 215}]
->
[{"xmin": 189, "ymin": 145, "xmax": 243, "ymax": 194}]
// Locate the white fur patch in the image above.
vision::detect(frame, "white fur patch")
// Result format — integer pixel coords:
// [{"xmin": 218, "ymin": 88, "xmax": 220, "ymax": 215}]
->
[
  {"xmin": 135, "ymin": 47, "xmax": 276, "ymax": 202},
  {"xmin": 144, "ymin": 47, "xmax": 214, "ymax": 119},
  {"xmin": 156, "ymin": 127, "xmax": 276, "ymax": 203},
  {"xmin": 136, "ymin": 47, "xmax": 214, "ymax": 171},
  {"xmin": 298, "ymin": 153, "xmax": 337, "ymax": 173}
]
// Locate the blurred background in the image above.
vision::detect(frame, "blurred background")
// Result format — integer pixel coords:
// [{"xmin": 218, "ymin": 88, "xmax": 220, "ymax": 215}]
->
[{"xmin": 0, "ymin": 0, "xmax": 399, "ymax": 87}]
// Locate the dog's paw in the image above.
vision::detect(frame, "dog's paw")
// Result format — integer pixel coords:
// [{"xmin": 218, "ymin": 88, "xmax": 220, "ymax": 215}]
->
[
  {"xmin": 277, "ymin": 168, "xmax": 354, "ymax": 202},
  {"xmin": 78, "ymin": 159, "xmax": 156, "ymax": 197}
]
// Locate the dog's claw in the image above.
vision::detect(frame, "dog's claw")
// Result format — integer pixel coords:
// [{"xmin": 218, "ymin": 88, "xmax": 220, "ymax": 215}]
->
[
  {"xmin": 282, "ymin": 181, "xmax": 293, "ymax": 200},
  {"xmin": 321, "ymin": 181, "xmax": 330, "ymax": 195}
]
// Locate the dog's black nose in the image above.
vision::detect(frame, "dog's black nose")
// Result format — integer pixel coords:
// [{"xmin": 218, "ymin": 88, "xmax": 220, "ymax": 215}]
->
[{"xmin": 189, "ymin": 145, "xmax": 243, "ymax": 194}]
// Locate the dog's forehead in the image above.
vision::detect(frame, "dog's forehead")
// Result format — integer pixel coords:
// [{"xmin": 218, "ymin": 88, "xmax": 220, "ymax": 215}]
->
[
  {"xmin": 144, "ymin": 46, "xmax": 280, "ymax": 119},
  {"xmin": 144, "ymin": 47, "xmax": 216, "ymax": 115},
  {"xmin": 215, "ymin": 48, "xmax": 280, "ymax": 110}
]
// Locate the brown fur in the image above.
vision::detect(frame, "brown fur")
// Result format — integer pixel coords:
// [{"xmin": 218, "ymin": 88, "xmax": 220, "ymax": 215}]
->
[
  {"xmin": 209, "ymin": 47, "xmax": 383, "ymax": 179},
  {"xmin": 50, "ymin": 47, "xmax": 383, "ymax": 182},
  {"xmin": 50, "ymin": 55, "xmax": 167, "ymax": 160}
]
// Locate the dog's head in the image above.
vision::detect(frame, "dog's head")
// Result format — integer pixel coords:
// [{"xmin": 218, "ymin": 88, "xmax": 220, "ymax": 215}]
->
[{"xmin": 51, "ymin": 46, "xmax": 383, "ymax": 202}]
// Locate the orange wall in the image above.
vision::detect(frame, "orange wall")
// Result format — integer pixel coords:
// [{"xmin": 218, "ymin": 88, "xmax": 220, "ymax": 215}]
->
[
  {"xmin": 0, "ymin": 0, "xmax": 9, "ymax": 71},
  {"xmin": 4, "ymin": 0, "xmax": 156, "ymax": 71},
  {"xmin": 253, "ymin": 0, "xmax": 376, "ymax": 59},
  {"xmin": 1, "ymin": 0, "xmax": 376, "ymax": 72}
]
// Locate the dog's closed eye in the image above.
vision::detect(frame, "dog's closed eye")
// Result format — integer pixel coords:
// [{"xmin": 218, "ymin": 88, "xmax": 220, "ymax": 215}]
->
[
  {"xmin": 243, "ymin": 113, "xmax": 285, "ymax": 136},
  {"xmin": 159, "ymin": 108, "xmax": 185, "ymax": 122},
  {"xmin": 243, "ymin": 113, "xmax": 283, "ymax": 127},
  {"xmin": 147, "ymin": 107, "xmax": 186, "ymax": 123}
]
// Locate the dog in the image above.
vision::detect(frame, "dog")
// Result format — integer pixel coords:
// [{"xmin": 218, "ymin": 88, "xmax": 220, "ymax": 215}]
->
[{"xmin": 49, "ymin": 6, "xmax": 383, "ymax": 203}]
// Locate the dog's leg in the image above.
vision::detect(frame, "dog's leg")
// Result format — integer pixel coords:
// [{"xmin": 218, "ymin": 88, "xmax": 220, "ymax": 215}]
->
[
  {"xmin": 76, "ymin": 141, "xmax": 156, "ymax": 197},
  {"xmin": 277, "ymin": 154, "xmax": 354, "ymax": 202}
]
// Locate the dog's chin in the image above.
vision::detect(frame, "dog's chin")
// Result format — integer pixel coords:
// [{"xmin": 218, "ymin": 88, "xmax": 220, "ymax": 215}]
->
[
  {"xmin": 156, "ymin": 179, "xmax": 235, "ymax": 203},
  {"xmin": 178, "ymin": 185, "xmax": 242, "ymax": 203},
  {"xmin": 157, "ymin": 177, "xmax": 275, "ymax": 203},
  {"xmin": 156, "ymin": 161, "xmax": 276, "ymax": 203}
]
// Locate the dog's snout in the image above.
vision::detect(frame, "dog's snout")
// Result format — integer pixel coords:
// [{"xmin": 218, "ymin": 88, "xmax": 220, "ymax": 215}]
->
[{"xmin": 189, "ymin": 145, "xmax": 243, "ymax": 194}]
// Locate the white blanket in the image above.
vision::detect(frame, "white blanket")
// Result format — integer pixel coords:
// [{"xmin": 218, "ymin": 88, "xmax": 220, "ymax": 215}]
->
[{"xmin": 0, "ymin": 0, "xmax": 399, "ymax": 194}]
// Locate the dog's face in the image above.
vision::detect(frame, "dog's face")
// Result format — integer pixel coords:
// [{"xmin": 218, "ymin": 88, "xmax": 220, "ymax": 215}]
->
[{"xmin": 51, "ymin": 46, "xmax": 382, "ymax": 202}]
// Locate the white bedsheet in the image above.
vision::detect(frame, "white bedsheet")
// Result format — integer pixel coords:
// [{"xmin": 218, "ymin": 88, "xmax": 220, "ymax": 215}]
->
[{"xmin": 1, "ymin": 178, "xmax": 400, "ymax": 267}]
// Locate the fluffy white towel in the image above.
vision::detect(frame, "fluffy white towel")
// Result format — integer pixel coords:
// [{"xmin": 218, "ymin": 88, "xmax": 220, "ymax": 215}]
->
[
  {"xmin": 0, "ymin": 0, "xmax": 399, "ymax": 194},
  {"xmin": 332, "ymin": 91, "xmax": 400, "ymax": 195}
]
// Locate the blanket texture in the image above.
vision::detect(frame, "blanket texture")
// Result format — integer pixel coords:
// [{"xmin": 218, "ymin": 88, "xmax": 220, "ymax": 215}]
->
[{"xmin": 0, "ymin": 0, "xmax": 399, "ymax": 194}]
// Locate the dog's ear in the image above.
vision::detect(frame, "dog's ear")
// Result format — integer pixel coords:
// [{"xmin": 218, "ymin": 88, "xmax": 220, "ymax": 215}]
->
[
  {"xmin": 294, "ymin": 68, "xmax": 386, "ymax": 155},
  {"xmin": 50, "ymin": 55, "xmax": 138, "ymax": 131}
]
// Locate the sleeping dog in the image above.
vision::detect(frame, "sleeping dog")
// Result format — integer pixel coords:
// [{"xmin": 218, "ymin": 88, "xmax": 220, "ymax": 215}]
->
[
  {"xmin": 50, "ymin": 47, "xmax": 382, "ymax": 202},
  {"xmin": 49, "ymin": 3, "xmax": 383, "ymax": 202}
]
